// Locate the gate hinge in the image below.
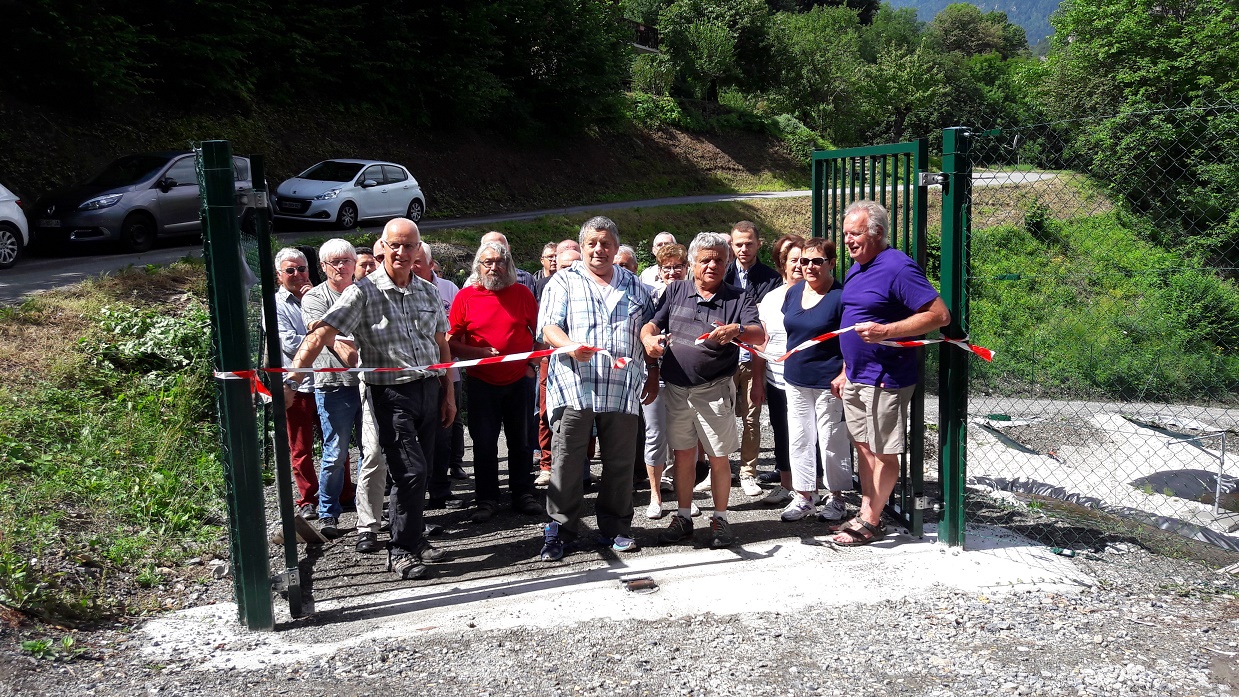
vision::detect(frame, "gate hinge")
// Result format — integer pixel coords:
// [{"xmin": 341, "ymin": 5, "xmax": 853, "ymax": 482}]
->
[
  {"xmin": 253, "ymin": 191, "xmax": 269, "ymax": 209},
  {"xmin": 918, "ymin": 172, "xmax": 946, "ymax": 187},
  {"xmin": 913, "ymin": 496, "xmax": 930, "ymax": 510}
]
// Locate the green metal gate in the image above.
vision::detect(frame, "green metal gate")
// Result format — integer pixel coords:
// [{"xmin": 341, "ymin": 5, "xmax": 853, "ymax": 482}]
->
[{"xmin": 811, "ymin": 139, "xmax": 930, "ymax": 538}]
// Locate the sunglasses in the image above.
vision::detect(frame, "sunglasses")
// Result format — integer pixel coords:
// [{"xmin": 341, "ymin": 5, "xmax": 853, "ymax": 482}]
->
[
  {"xmin": 798, "ymin": 257, "xmax": 830, "ymax": 267},
  {"xmin": 281, "ymin": 265, "xmax": 308, "ymax": 274}
]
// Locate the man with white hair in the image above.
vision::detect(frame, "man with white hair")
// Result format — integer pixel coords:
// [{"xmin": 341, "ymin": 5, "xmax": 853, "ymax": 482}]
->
[
  {"xmin": 639, "ymin": 232, "xmax": 676, "ymax": 286},
  {"xmin": 298, "ymin": 239, "xmax": 362, "ymax": 539},
  {"xmin": 412, "ymin": 242, "xmax": 467, "ymax": 507},
  {"xmin": 481, "ymin": 231, "xmax": 536, "ymax": 294},
  {"xmin": 616, "ymin": 245, "xmax": 639, "ymax": 274},
  {"xmin": 289, "ymin": 218, "xmax": 455, "ymax": 581},
  {"xmin": 449, "ymin": 241, "xmax": 545, "ymax": 521},
  {"xmin": 274, "ymin": 247, "xmax": 320, "ymax": 522},
  {"xmin": 640, "ymin": 232, "xmax": 764, "ymax": 548},
  {"xmin": 538, "ymin": 216, "xmax": 657, "ymax": 559}
]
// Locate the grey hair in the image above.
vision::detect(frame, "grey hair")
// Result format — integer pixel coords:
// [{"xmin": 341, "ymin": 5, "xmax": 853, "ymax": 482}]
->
[
  {"xmin": 687, "ymin": 232, "xmax": 730, "ymax": 266},
  {"xmin": 653, "ymin": 231, "xmax": 676, "ymax": 248},
  {"xmin": 419, "ymin": 241, "xmax": 433, "ymax": 263},
  {"xmin": 470, "ymin": 240, "xmax": 516, "ymax": 290},
  {"xmin": 844, "ymin": 200, "xmax": 890, "ymax": 238},
  {"xmin": 617, "ymin": 244, "xmax": 637, "ymax": 261},
  {"xmin": 275, "ymin": 247, "xmax": 306, "ymax": 269},
  {"xmin": 578, "ymin": 216, "xmax": 620, "ymax": 247},
  {"xmin": 318, "ymin": 238, "xmax": 356, "ymax": 264}
]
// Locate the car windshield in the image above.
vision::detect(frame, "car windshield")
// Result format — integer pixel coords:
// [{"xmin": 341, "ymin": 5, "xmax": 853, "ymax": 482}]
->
[
  {"xmin": 299, "ymin": 161, "xmax": 365, "ymax": 182},
  {"xmin": 86, "ymin": 155, "xmax": 172, "ymax": 188}
]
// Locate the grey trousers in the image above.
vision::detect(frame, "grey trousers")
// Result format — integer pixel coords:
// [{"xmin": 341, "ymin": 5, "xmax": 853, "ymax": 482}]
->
[{"xmin": 547, "ymin": 407, "xmax": 637, "ymax": 539}]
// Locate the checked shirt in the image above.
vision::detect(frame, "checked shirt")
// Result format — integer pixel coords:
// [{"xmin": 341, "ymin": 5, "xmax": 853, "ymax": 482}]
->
[{"xmin": 537, "ymin": 261, "xmax": 654, "ymax": 418}]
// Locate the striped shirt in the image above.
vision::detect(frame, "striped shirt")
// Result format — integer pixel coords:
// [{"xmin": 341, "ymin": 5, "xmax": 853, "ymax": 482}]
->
[
  {"xmin": 318, "ymin": 265, "xmax": 448, "ymax": 385},
  {"xmin": 537, "ymin": 261, "xmax": 654, "ymax": 417}
]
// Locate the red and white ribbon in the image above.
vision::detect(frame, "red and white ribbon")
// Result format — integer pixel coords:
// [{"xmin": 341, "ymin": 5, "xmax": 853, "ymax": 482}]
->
[
  {"xmin": 877, "ymin": 338, "xmax": 995, "ymax": 362},
  {"xmin": 213, "ymin": 343, "xmax": 634, "ymax": 387},
  {"xmin": 694, "ymin": 323, "xmax": 993, "ymax": 363}
]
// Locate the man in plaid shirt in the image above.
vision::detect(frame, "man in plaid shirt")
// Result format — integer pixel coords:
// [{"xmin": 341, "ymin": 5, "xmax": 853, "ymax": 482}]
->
[{"xmin": 537, "ymin": 216, "xmax": 658, "ymax": 560}]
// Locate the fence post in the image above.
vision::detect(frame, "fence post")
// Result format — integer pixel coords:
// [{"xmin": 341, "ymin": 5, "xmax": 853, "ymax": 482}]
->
[
  {"xmin": 200, "ymin": 140, "xmax": 274, "ymax": 629},
  {"xmin": 938, "ymin": 127, "xmax": 972, "ymax": 548}
]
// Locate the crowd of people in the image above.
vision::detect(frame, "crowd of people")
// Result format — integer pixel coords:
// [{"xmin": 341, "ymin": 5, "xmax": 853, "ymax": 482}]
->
[{"xmin": 274, "ymin": 200, "xmax": 949, "ymax": 580}]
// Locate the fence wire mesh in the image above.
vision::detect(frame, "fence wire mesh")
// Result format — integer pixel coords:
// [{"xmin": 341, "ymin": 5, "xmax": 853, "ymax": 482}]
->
[{"xmin": 955, "ymin": 100, "xmax": 1239, "ymax": 567}]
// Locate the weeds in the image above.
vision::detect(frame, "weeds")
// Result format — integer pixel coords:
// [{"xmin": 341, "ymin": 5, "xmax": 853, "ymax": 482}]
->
[{"xmin": 20, "ymin": 636, "xmax": 86, "ymax": 661}]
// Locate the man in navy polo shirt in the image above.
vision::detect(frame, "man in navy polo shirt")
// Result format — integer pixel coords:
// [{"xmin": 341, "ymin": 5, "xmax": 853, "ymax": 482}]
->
[{"xmin": 829, "ymin": 200, "xmax": 949, "ymax": 546}]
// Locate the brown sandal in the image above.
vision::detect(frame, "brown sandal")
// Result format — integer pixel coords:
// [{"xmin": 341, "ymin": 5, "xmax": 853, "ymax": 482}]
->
[{"xmin": 831, "ymin": 518, "xmax": 885, "ymax": 547}]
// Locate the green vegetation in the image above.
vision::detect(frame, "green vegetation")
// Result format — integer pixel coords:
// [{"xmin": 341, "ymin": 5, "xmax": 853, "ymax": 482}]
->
[
  {"xmin": 0, "ymin": 262, "xmax": 225, "ymax": 622},
  {"xmin": 21, "ymin": 635, "xmax": 85, "ymax": 661}
]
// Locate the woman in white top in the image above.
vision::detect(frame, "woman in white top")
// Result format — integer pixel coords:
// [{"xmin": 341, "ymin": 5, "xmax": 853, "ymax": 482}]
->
[{"xmin": 753, "ymin": 235, "xmax": 805, "ymax": 506}]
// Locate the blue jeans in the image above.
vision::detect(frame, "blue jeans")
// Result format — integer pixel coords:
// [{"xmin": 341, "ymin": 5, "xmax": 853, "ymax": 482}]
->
[{"xmin": 316, "ymin": 387, "xmax": 362, "ymax": 519}]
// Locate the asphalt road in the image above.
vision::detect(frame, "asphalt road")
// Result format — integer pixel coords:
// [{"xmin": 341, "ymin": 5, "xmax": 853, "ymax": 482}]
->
[{"xmin": 0, "ymin": 172, "xmax": 1050, "ymax": 305}]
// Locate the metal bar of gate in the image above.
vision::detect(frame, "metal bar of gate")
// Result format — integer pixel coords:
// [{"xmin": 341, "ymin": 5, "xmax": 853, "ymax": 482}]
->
[{"xmin": 199, "ymin": 140, "xmax": 274, "ymax": 630}]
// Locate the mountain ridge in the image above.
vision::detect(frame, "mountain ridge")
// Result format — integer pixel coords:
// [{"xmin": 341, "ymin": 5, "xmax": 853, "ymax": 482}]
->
[{"xmin": 885, "ymin": 0, "xmax": 1059, "ymax": 43}]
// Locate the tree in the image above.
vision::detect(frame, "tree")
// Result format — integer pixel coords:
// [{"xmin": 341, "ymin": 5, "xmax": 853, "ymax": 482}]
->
[
  {"xmin": 659, "ymin": 0, "xmax": 772, "ymax": 97},
  {"xmin": 923, "ymin": 3, "xmax": 1026, "ymax": 59},
  {"xmin": 766, "ymin": 6, "xmax": 864, "ymax": 142},
  {"xmin": 859, "ymin": 44, "xmax": 948, "ymax": 142},
  {"xmin": 859, "ymin": 4, "xmax": 921, "ymax": 62}
]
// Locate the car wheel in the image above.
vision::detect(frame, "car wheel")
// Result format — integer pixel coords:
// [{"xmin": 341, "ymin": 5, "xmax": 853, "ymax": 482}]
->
[
  {"xmin": 406, "ymin": 198, "xmax": 424, "ymax": 222},
  {"xmin": 121, "ymin": 213, "xmax": 156, "ymax": 253},
  {"xmin": 0, "ymin": 224, "xmax": 22, "ymax": 269},
  {"xmin": 337, "ymin": 202, "xmax": 358, "ymax": 229}
]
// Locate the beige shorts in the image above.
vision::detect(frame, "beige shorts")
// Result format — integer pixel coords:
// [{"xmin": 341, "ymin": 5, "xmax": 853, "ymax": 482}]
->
[
  {"xmin": 663, "ymin": 376, "xmax": 740, "ymax": 457},
  {"xmin": 842, "ymin": 380, "xmax": 916, "ymax": 455}
]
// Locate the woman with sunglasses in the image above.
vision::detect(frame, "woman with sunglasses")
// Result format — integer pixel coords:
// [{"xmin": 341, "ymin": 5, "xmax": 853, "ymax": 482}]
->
[
  {"xmin": 752, "ymin": 234, "xmax": 805, "ymax": 506},
  {"xmin": 777, "ymin": 238, "xmax": 851, "ymax": 523},
  {"xmin": 641, "ymin": 243, "xmax": 701, "ymax": 519}
]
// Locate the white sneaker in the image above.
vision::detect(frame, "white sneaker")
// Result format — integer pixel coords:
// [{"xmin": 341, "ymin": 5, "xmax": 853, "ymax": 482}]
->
[
  {"xmin": 740, "ymin": 476, "xmax": 762, "ymax": 497},
  {"xmin": 645, "ymin": 501, "xmax": 663, "ymax": 520},
  {"xmin": 534, "ymin": 470, "xmax": 552, "ymax": 487},
  {"xmin": 689, "ymin": 501, "xmax": 702, "ymax": 517},
  {"xmin": 817, "ymin": 496, "xmax": 847, "ymax": 522},
  {"xmin": 780, "ymin": 493, "xmax": 818, "ymax": 522},
  {"xmin": 693, "ymin": 473, "xmax": 713, "ymax": 492},
  {"xmin": 760, "ymin": 486, "xmax": 793, "ymax": 506},
  {"xmin": 659, "ymin": 476, "xmax": 675, "ymax": 493}
]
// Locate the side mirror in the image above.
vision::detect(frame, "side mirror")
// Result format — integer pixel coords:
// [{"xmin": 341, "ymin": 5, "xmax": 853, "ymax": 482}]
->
[
  {"xmin": 158, "ymin": 178, "xmax": 177, "ymax": 193},
  {"xmin": 360, "ymin": 179, "xmax": 378, "ymax": 188}
]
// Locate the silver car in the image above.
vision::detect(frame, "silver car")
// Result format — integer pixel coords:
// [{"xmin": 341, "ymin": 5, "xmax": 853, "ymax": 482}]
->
[
  {"xmin": 0, "ymin": 181, "xmax": 29, "ymax": 269},
  {"xmin": 31, "ymin": 152, "xmax": 253, "ymax": 253},
  {"xmin": 272, "ymin": 159, "xmax": 426, "ymax": 228}
]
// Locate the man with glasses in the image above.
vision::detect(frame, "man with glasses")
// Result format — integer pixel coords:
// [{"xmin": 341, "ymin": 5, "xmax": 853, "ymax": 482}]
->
[
  {"xmin": 289, "ymin": 218, "xmax": 455, "ymax": 581},
  {"xmin": 641, "ymin": 232, "xmax": 764, "ymax": 548},
  {"xmin": 535, "ymin": 242, "xmax": 558, "ymax": 279},
  {"xmin": 723, "ymin": 221, "xmax": 782, "ymax": 498},
  {"xmin": 274, "ymin": 248, "xmax": 322, "ymax": 522},
  {"xmin": 298, "ymin": 239, "xmax": 362, "ymax": 539}
]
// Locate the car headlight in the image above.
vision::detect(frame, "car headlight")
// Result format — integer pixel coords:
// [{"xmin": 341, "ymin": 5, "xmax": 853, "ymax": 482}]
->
[
  {"xmin": 314, "ymin": 189, "xmax": 341, "ymax": 200},
  {"xmin": 78, "ymin": 193, "xmax": 124, "ymax": 210}
]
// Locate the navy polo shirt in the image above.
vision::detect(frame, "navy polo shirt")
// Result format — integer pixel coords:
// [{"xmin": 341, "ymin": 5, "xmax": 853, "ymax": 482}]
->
[{"xmin": 650, "ymin": 279, "xmax": 760, "ymax": 387}]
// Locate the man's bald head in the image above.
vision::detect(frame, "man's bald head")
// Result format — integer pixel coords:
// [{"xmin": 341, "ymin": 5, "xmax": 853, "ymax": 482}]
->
[
  {"xmin": 557, "ymin": 249, "xmax": 581, "ymax": 269},
  {"xmin": 556, "ymin": 239, "xmax": 580, "ymax": 254},
  {"xmin": 481, "ymin": 231, "xmax": 510, "ymax": 249},
  {"xmin": 383, "ymin": 217, "xmax": 421, "ymax": 244}
]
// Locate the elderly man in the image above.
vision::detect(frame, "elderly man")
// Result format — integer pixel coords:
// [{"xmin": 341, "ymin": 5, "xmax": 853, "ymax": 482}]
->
[
  {"xmin": 289, "ymin": 218, "xmax": 455, "ymax": 581},
  {"xmin": 641, "ymin": 232, "xmax": 764, "ymax": 548},
  {"xmin": 829, "ymin": 200, "xmax": 950, "ymax": 546},
  {"xmin": 449, "ymin": 241, "xmax": 545, "ymax": 522},
  {"xmin": 616, "ymin": 245, "xmax": 639, "ymax": 274},
  {"xmin": 274, "ymin": 247, "xmax": 320, "ymax": 521},
  {"xmin": 298, "ymin": 239, "xmax": 362, "ymax": 538},
  {"xmin": 481, "ymin": 231, "xmax": 536, "ymax": 294},
  {"xmin": 639, "ymin": 232, "xmax": 676, "ymax": 286},
  {"xmin": 535, "ymin": 242, "xmax": 558, "ymax": 279},
  {"xmin": 411, "ymin": 242, "xmax": 467, "ymax": 507},
  {"xmin": 538, "ymin": 216, "xmax": 657, "ymax": 559},
  {"xmin": 722, "ymin": 221, "xmax": 783, "ymax": 497}
]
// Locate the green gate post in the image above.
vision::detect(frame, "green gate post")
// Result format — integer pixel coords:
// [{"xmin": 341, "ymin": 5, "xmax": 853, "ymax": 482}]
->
[
  {"xmin": 250, "ymin": 155, "xmax": 304, "ymax": 617},
  {"xmin": 938, "ymin": 127, "xmax": 972, "ymax": 548},
  {"xmin": 200, "ymin": 140, "xmax": 275, "ymax": 629}
]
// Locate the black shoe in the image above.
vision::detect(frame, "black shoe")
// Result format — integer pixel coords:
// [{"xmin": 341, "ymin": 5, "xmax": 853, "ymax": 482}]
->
[
  {"xmin": 757, "ymin": 471, "xmax": 781, "ymax": 484},
  {"xmin": 449, "ymin": 466, "xmax": 469, "ymax": 480},
  {"xmin": 298, "ymin": 503, "xmax": 318, "ymax": 521},
  {"xmin": 513, "ymin": 493, "xmax": 545, "ymax": 516},
  {"xmin": 710, "ymin": 516, "xmax": 735, "ymax": 548},
  {"xmin": 388, "ymin": 551, "xmax": 428, "ymax": 580},
  {"xmin": 319, "ymin": 516, "xmax": 342, "ymax": 540},
  {"xmin": 469, "ymin": 500, "xmax": 499, "ymax": 523},
  {"xmin": 427, "ymin": 495, "xmax": 466, "ymax": 510},
  {"xmin": 413, "ymin": 539, "xmax": 447, "ymax": 563},
  {"xmin": 380, "ymin": 516, "xmax": 391, "ymax": 532},
  {"xmin": 355, "ymin": 531, "xmax": 382, "ymax": 554},
  {"xmin": 659, "ymin": 514, "xmax": 694, "ymax": 544},
  {"xmin": 425, "ymin": 523, "xmax": 444, "ymax": 537}
]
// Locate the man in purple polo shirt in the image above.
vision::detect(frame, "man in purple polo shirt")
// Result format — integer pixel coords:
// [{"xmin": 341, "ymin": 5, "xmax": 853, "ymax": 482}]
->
[{"xmin": 829, "ymin": 200, "xmax": 949, "ymax": 546}]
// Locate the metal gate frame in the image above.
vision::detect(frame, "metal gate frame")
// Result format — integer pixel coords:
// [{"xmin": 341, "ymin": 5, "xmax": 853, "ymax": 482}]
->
[{"xmin": 811, "ymin": 139, "xmax": 930, "ymax": 538}]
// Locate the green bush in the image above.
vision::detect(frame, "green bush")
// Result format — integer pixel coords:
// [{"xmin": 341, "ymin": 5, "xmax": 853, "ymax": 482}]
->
[
  {"xmin": 774, "ymin": 113, "xmax": 827, "ymax": 165},
  {"xmin": 631, "ymin": 54, "xmax": 676, "ymax": 96}
]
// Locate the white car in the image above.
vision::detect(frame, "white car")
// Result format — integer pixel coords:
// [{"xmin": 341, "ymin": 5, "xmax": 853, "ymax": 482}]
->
[
  {"xmin": 272, "ymin": 159, "xmax": 426, "ymax": 229},
  {"xmin": 0, "ymin": 182, "xmax": 29, "ymax": 269}
]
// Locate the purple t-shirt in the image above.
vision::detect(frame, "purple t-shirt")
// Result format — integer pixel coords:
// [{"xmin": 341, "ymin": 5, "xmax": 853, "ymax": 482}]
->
[{"xmin": 840, "ymin": 247, "xmax": 940, "ymax": 389}]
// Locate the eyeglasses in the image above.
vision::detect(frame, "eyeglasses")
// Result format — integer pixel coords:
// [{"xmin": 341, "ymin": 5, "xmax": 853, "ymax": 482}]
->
[
  {"xmin": 660, "ymin": 264, "xmax": 686, "ymax": 273},
  {"xmin": 479, "ymin": 259, "xmax": 504, "ymax": 267},
  {"xmin": 798, "ymin": 257, "xmax": 829, "ymax": 267},
  {"xmin": 281, "ymin": 265, "xmax": 308, "ymax": 275},
  {"xmin": 323, "ymin": 258, "xmax": 355, "ymax": 267},
  {"xmin": 541, "ymin": 254, "xmax": 556, "ymax": 260},
  {"xmin": 383, "ymin": 242, "xmax": 415, "ymax": 252}
]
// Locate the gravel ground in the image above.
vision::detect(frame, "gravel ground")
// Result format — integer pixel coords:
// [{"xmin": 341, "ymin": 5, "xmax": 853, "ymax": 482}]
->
[{"xmin": 3, "ymin": 414, "xmax": 1238, "ymax": 696}]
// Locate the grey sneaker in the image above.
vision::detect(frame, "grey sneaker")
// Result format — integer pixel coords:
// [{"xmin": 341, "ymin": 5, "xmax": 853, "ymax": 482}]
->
[
  {"xmin": 658, "ymin": 514, "xmax": 694, "ymax": 544},
  {"xmin": 540, "ymin": 522, "xmax": 565, "ymax": 562},
  {"xmin": 297, "ymin": 503, "xmax": 318, "ymax": 521},
  {"xmin": 709, "ymin": 516, "xmax": 735, "ymax": 548},
  {"xmin": 816, "ymin": 496, "xmax": 848, "ymax": 522},
  {"xmin": 388, "ymin": 552, "xmax": 428, "ymax": 580},
  {"xmin": 318, "ymin": 516, "xmax": 341, "ymax": 539},
  {"xmin": 413, "ymin": 539, "xmax": 447, "ymax": 563},
  {"xmin": 780, "ymin": 493, "xmax": 818, "ymax": 522}
]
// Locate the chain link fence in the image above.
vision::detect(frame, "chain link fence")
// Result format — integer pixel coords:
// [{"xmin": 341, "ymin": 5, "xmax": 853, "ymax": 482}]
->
[{"xmin": 950, "ymin": 100, "xmax": 1239, "ymax": 566}]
